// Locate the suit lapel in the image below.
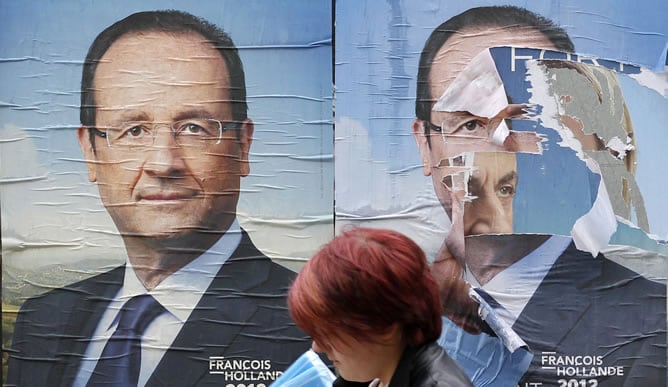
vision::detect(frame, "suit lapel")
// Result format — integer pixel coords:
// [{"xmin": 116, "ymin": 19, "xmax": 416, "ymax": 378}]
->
[
  {"xmin": 513, "ymin": 242, "xmax": 601, "ymax": 353},
  {"xmin": 146, "ymin": 231, "xmax": 271, "ymax": 386},
  {"xmin": 53, "ymin": 266, "xmax": 125, "ymax": 386}
]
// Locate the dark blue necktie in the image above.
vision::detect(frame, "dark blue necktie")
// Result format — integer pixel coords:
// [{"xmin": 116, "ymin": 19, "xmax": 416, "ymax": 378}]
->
[{"xmin": 87, "ymin": 294, "xmax": 165, "ymax": 386}]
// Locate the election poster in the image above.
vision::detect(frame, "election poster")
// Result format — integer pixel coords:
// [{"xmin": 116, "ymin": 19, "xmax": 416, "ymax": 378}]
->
[
  {"xmin": 1, "ymin": 1, "xmax": 332, "ymax": 385},
  {"xmin": 336, "ymin": 1, "xmax": 666, "ymax": 386},
  {"xmin": 3, "ymin": 1, "xmax": 667, "ymax": 386}
]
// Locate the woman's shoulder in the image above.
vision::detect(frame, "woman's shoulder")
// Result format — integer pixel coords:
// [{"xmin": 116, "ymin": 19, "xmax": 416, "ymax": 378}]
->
[
  {"xmin": 333, "ymin": 377, "xmax": 373, "ymax": 387},
  {"xmin": 410, "ymin": 342, "xmax": 474, "ymax": 387}
]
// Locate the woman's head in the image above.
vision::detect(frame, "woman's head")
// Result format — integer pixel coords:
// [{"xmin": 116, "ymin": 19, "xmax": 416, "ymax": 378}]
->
[{"xmin": 288, "ymin": 227, "xmax": 442, "ymax": 351}]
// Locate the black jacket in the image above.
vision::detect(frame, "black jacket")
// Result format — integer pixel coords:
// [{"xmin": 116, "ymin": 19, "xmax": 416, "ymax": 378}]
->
[{"xmin": 334, "ymin": 341, "xmax": 473, "ymax": 387}]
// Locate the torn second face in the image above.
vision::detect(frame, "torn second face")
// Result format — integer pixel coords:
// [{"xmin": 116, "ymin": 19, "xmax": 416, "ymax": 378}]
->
[{"xmin": 433, "ymin": 152, "xmax": 517, "ymax": 237}]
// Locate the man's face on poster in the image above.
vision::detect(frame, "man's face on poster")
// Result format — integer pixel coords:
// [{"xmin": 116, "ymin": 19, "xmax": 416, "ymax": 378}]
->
[
  {"xmin": 416, "ymin": 29, "xmax": 634, "ymax": 261},
  {"xmin": 78, "ymin": 31, "xmax": 252, "ymax": 239},
  {"xmin": 463, "ymin": 152, "xmax": 516, "ymax": 236},
  {"xmin": 415, "ymin": 27, "xmax": 556, "ymax": 237}
]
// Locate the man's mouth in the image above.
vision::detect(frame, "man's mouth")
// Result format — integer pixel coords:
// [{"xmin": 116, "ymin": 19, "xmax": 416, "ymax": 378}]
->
[{"xmin": 139, "ymin": 191, "xmax": 197, "ymax": 201}]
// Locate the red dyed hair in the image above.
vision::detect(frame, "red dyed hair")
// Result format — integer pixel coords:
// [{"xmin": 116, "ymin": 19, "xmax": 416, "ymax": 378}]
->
[{"xmin": 288, "ymin": 227, "xmax": 442, "ymax": 349}]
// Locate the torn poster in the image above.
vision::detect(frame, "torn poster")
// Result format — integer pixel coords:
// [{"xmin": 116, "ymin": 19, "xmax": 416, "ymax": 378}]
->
[{"xmin": 336, "ymin": 2, "xmax": 666, "ymax": 386}]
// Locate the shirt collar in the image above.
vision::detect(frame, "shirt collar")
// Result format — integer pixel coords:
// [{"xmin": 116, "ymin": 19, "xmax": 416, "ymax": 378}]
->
[
  {"xmin": 114, "ymin": 219, "xmax": 242, "ymax": 325},
  {"xmin": 466, "ymin": 235, "xmax": 571, "ymax": 322}
]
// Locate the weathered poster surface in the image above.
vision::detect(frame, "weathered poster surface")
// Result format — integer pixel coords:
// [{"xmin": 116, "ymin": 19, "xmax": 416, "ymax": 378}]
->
[
  {"xmin": 336, "ymin": 1, "xmax": 666, "ymax": 386},
  {"xmin": 3, "ymin": 1, "xmax": 667, "ymax": 386},
  {"xmin": 1, "ymin": 1, "xmax": 332, "ymax": 386}
]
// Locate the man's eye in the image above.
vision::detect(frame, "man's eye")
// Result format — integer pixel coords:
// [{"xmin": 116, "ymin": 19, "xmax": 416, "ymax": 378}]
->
[
  {"xmin": 178, "ymin": 122, "xmax": 214, "ymax": 136},
  {"xmin": 123, "ymin": 126, "xmax": 146, "ymax": 137},
  {"xmin": 461, "ymin": 120, "xmax": 485, "ymax": 132},
  {"xmin": 498, "ymin": 185, "xmax": 515, "ymax": 197},
  {"xmin": 184, "ymin": 123, "xmax": 203, "ymax": 134}
]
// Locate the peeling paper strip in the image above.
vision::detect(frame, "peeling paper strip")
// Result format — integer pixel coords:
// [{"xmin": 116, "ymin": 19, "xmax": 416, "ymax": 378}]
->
[
  {"xmin": 526, "ymin": 60, "xmax": 589, "ymax": 160},
  {"xmin": 491, "ymin": 121, "xmax": 510, "ymax": 146},
  {"xmin": 432, "ymin": 48, "xmax": 508, "ymax": 119},
  {"xmin": 571, "ymin": 158, "xmax": 618, "ymax": 256}
]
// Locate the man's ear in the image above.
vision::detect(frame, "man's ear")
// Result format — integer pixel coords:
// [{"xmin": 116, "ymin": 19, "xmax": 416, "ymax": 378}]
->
[
  {"xmin": 77, "ymin": 126, "xmax": 97, "ymax": 182},
  {"xmin": 412, "ymin": 119, "xmax": 432, "ymax": 177},
  {"xmin": 238, "ymin": 118, "xmax": 254, "ymax": 177}
]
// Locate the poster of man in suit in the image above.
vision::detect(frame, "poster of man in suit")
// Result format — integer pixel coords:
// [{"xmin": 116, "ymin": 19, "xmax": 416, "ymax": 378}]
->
[
  {"xmin": 1, "ymin": 2, "xmax": 332, "ymax": 386},
  {"xmin": 336, "ymin": 1, "xmax": 666, "ymax": 386}
]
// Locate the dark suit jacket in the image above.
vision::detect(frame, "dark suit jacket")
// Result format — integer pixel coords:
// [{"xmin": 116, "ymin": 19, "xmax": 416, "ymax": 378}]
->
[
  {"xmin": 438, "ymin": 242, "xmax": 666, "ymax": 386},
  {"xmin": 514, "ymin": 243, "xmax": 666, "ymax": 386},
  {"xmin": 7, "ymin": 231, "xmax": 310, "ymax": 386}
]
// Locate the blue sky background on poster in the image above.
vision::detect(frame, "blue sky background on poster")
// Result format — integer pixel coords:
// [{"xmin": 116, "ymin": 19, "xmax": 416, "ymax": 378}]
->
[{"xmin": 0, "ymin": 0, "xmax": 333, "ymax": 276}]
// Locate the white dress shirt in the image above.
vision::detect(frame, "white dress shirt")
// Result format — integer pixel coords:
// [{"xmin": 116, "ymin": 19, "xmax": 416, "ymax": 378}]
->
[
  {"xmin": 74, "ymin": 220, "xmax": 242, "ymax": 386},
  {"xmin": 465, "ymin": 235, "xmax": 571, "ymax": 326}
]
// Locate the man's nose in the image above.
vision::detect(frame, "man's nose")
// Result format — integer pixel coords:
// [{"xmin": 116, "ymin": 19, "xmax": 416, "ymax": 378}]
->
[
  {"xmin": 143, "ymin": 128, "xmax": 187, "ymax": 176},
  {"xmin": 465, "ymin": 193, "xmax": 512, "ymax": 235}
]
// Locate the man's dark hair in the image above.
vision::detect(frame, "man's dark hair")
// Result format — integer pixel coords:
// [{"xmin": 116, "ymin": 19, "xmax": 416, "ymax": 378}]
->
[
  {"xmin": 415, "ymin": 6, "xmax": 575, "ymax": 123},
  {"xmin": 81, "ymin": 10, "xmax": 247, "ymax": 146}
]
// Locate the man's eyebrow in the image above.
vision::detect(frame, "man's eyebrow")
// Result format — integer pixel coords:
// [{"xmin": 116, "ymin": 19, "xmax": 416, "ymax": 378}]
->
[
  {"xmin": 497, "ymin": 170, "xmax": 518, "ymax": 186},
  {"xmin": 438, "ymin": 111, "xmax": 480, "ymax": 122},
  {"xmin": 468, "ymin": 170, "xmax": 517, "ymax": 190},
  {"xmin": 112, "ymin": 110, "xmax": 150, "ymax": 123},
  {"xmin": 173, "ymin": 109, "xmax": 218, "ymax": 121}
]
